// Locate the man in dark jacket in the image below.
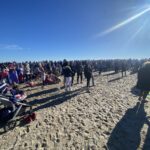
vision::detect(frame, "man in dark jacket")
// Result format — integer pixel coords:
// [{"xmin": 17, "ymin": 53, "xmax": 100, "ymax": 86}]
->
[
  {"xmin": 84, "ymin": 63, "xmax": 93, "ymax": 88},
  {"xmin": 76, "ymin": 62, "xmax": 83, "ymax": 84},
  {"xmin": 121, "ymin": 61, "xmax": 127, "ymax": 77},
  {"xmin": 63, "ymin": 60, "xmax": 73, "ymax": 92},
  {"xmin": 70, "ymin": 61, "xmax": 76, "ymax": 86}
]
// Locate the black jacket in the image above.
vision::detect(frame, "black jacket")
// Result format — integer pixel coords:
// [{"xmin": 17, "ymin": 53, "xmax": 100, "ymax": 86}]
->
[
  {"xmin": 63, "ymin": 66, "xmax": 73, "ymax": 77},
  {"xmin": 84, "ymin": 65, "xmax": 92, "ymax": 78}
]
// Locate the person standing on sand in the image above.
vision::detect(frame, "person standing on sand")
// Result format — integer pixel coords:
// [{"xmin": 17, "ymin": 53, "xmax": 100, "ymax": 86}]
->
[
  {"xmin": 137, "ymin": 61, "xmax": 150, "ymax": 102},
  {"xmin": 8, "ymin": 66, "xmax": 19, "ymax": 85},
  {"xmin": 62, "ymin": 60, "xmax": 73, "ymax": 92},
  {"xmin": 76, "ymin": 61, "xmax": 83, "ymax": 84},
  {"xmin": 121, "ymin": 61, "xmax": 127, "ymax": 77},
  {"xmin": 38, "ymin": 63, "xmax": 46, "ymax": 89},
  {"xmin": 24, "ymin": 62, "xmax": 31, "ymax": 82},
  {"xmin": 91, "ymin": 63, "xmax": 95, "ymax": 86},
  {"xmin": 84, "ymin": 62, "xmax": 93, "ymax": 91},
  {"xmin": 114, "ymin": 60, "xmax": 120, "ymax": 73},
  {"xmin": 17, "ymin": 63, "xmax": 24, "ymax": 83},
  {"xmin": 70, "ymin": 61, "xmax": 76, "ymax": 86},
  {"xmin": 98, "ymin": 61, "xmax": 103, "ymax": 75}
]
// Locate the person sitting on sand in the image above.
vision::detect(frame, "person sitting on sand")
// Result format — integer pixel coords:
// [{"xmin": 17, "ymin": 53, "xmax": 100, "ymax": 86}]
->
[
  {"xmin": 137, "ymin": 61, "xmax": 150, "ymax": 102},
  {"xmin": 8, "ymin": 84, "xmax": 27, "ymax": 104},
  {"xmin": 49, "ymin": 72, "xmax": 61, "ymax": 83},
  {"xmin": 0, "ymin": 67, "xmax": 9, "ymax": 83},
  {"xmin": 44, "ymin": 72, "xmax": 61, "ymax": 85},
  {"xmin": 10, "ymin": 84, "xmax": 24, "ymax": 96}
]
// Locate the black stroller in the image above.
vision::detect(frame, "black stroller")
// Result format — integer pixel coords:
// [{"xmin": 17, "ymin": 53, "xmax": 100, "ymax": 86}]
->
[{"xmin": 0, "ymin": 88, "xmax": 33, "ymax": 132}]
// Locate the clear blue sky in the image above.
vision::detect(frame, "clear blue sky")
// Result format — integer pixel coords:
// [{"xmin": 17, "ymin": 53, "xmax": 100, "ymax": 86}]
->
[{"xmin": 0, "ymin": 0, "xmax": 150, "ymax": 62}]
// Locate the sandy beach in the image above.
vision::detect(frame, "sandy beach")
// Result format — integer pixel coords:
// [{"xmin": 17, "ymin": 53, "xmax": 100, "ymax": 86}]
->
[{"xmin": 0, "ymin": 72, "xmax": 150, "ymax": 150}]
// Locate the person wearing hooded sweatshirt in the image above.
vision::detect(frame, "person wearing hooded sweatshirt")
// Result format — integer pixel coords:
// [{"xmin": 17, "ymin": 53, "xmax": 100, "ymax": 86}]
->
[{"xmin": 62, "ymin": 61, "xmax": 73, "ymax": 92}]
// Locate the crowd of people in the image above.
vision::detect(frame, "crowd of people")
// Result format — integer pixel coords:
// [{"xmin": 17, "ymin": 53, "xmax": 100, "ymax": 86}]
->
[
  {"xmin": 0, "ymin": 58, "xmax": 150, "ymax": 127},
  {"xmin": 0, "ymin": 58, "xmax": 149, "ymax": 93}
]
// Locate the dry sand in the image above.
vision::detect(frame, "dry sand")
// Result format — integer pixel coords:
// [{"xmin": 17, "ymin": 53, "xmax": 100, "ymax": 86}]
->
[{"xmin": 0, "ymin": 72, "xmax": 150, "ymax": 150}]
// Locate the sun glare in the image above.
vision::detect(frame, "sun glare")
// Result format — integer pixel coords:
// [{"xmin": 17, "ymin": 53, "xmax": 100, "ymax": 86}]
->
[{"xmin": 97, "ymin": 5, "xmax": 150, "ymax": 37}]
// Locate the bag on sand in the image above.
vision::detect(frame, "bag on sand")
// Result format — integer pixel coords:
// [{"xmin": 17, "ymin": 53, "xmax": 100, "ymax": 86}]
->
[{"xmin": 23, "ymin": 112, "xmax": 36, "ymax": 124}]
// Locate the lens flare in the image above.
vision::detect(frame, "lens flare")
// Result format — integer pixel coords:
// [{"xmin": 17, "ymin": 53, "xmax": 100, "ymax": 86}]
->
[
  {"xmin": 97, "ymin": 6, "xmax": 150, "ymax": 37},
  {"xmin": 129, "ymin": 20, "xmax": 147, "ymax": 42}
]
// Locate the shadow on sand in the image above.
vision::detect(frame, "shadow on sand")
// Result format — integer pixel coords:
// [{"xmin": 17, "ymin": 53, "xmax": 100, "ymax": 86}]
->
[
  {"xmin": 0, "ymin": 86, "xmax": 87, "ymax": 135},
  {"xmin": 28, "ymin": 87, "xmax": 87, "ymax": 112},
  {"xmin": 108, "ymin": 77, "xmax": 122, "ymax": 83},
  {"xmin": 107, "ymin": 100, "xmax": 150, "ymax": 150},
  {"xmin": 103, "ymin": 72, "xmax": 118, "ymax": 76},
  {"xmin": 131, "ymin": 85, "xmax": 141, "ymax": 97},
  {"xmin": 27, "ymin": 87, "xmax": 59, "ymax": 99}
]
